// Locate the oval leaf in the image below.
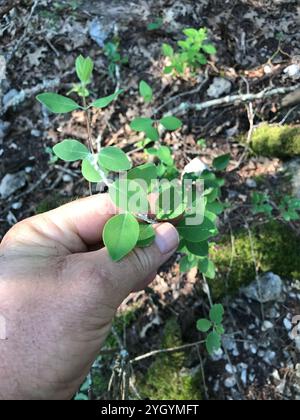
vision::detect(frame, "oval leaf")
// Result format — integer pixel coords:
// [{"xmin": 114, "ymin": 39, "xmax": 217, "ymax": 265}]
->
[
  {"xmin": 139, "ymin": 81, "xmax": 153, "ymax": 103},
  {"xmin": 209, "ymin": 304, "xmax": 224, "ymax": 325},
  {"xmin": 177, "ymin": 217, "xmax": 216, "ymax": 243},
  {"xmin": 206, "ymin": 331, "xmax": 221, "ymax": 355},
  {"xmin": 82, "ymin": 157, "xmax": 103, "ymax": 182},
  {"xmin": 103, "ymin": 213, "xmax": 139, "ymax": 261},
  {"xmin": 91, "ymin": 89, "xmax": 123, "ymax": 109},
  {"xmin": 197, "ymin": 319, "xmax": 212, "ymax": 333},
  {"xmin": 53, "ymin": 140, "xmax": 89, "ymax": 162},
  {"xmin": 37, "ymin": 93, "xmax": 80, "ymax": 113},
  {"xmin": 137, "ymin": 224, "xmax": 155, "ymax": 247},
  {"xmin": 109, "ymin": 179, "xmax": 149, "ymax": 213},
  {"xmin": 212, "ymin": 154, "xmax": 231, "ymax": 171},
  {"xmin": 127, "ymin": 163, "xmax": 157, "ymax": 190},
  {"xmin": 160, "ymin": 116, "xmax": 182, "ymax": 131},
  {"xmin": 98, "ymin": 147, "xmax": 132, "ymax": 172},
  {"xmin": 76, "ymin": 55, "xmax": 94, "ymax": 84},
  {"xmin": 185, "ymin": 241, "xmax": 209, "ymax": 257},
  {"xmin": 130, "ymin": 117, "xmax": 153, "ymax": 132}
]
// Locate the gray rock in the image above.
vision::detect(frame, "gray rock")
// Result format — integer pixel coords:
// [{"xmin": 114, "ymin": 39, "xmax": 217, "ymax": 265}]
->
[
  {"xmin": 283, "ymin": 317, "xmax": 292, "ymax": 331},
  {"xmin": 262, "ymin": 321, "xmax": 274, "ymax": 332},
  {"xmin": 2, "ymin": 89, "xmax": 19, "ymax": 108},
  {"xmin": 242, "ymin": 272, "xmax": 283, "ymax": 303},
  {"xmin": 0, "ymin": 120, "xmax": 10, "ymax": 142},
  {"xmin": 263, "ymin": 350, "xmax": 276, "ymax": 365},
  {"xmin": 284, "ymin": 159, "xmax": 300, "ymax": 199},
  {"xmin": 183, "ymin": 158, "xmax": 207, "ymax": 177},
  {"xmin": 207, "ymin": 77, "xmax": 232, "ymax": 98},
  {"xmin": 224, "ymin": 376, "xmax": 236, "ymax": 388},
  {"xmin": 245, "ymin": 178, "xmax": 257, "ymax": 189},
  {"xmin": 89, "ymin": 19, "xmax": 108, "ymax": 48},
  {"xmin": 0, "ymin": 172, "xmax": 26, "ymax": 199}
]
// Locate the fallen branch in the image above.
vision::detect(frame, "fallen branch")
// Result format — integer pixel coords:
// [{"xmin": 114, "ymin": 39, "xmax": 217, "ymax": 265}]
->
[
  {"xmin": 1, "ymin": 78, "xmax": 61, "ymax": 116},
  {"xmin": 167, "ymin": 84, "xmax": 300, "ymax": 116},
  {"xmin": 129, "ymin": 340, "xmax": 205, "ymax": 364}
]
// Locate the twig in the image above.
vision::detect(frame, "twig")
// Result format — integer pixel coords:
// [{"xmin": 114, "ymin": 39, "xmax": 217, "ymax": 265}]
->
[
  {"xmin": 129, "ymin": 340, "xmax": 205, "ymax": 364},
  {"xmin": 167, "ymin": 84, "xmax": 300, "ymax": 116},
  {"xmin": 154, "ymin": 70, "xmax": 209, "ymax": 115},
  {"xmin": 6, "ymin": 0, "xmax": 40, "ymax": 64}
]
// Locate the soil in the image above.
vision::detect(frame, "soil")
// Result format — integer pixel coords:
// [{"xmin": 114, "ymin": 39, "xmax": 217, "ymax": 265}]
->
[{"xmin": 0, "ymin": 0, "xmax": 300, "ymax": 400}]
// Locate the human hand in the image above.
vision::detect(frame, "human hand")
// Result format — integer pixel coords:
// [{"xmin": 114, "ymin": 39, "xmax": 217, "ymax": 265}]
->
[{"xmin": 0, "ymin": 194, "xmax": 179, "ymax": 400}]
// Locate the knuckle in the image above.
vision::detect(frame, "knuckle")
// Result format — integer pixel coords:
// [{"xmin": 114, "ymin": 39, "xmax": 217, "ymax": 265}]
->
[{"xmin": 130, "ymin": 248, "xmax": 153, "ymax": 274}]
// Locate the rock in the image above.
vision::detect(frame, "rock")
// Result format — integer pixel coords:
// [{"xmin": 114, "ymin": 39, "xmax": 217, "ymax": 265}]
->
[
  {"xmin": 89, "ymin": 19, "xmax": 109, "ymax": 48},
  {"xmin": 241, "ymin": 272, "xmax": 283, "ymax": 303},
  {"xmin": 0, "ymin": 120, "xmax": 10, "ymax": 143},
  {"xmin": 207, "ymin": 77, "xmax": 232, "ymax": 99},
  {"xmin": 262, "ymin": 321, "xmax": 274, "ymax": 332},
  {"xmin": 211, "ymin": 348, "xmax": 224, "ymax": 361},
  {"xmin": 284, "ymin": 159, "xmax": 300, "ymax": 199},
  {"xmin": 224, "ymin": 377, "xmax": 236, "ymax": 388},
  {"xmin": 263, "ymin": 350, "xmax": 276, "ymax": 365},
  {"xmin": 183, "ymin": 158, "xmax": 207, "ymax": 177},
  {"xmin": 283, "ymin": 317, "xmax": 292, "ymax": 331},
  {"xmin": 2, "ymin": 89, "xmax": 19, "ymax": 108},
  {"xmin": 284, "ymin": 64, "xmax": 300, "ymax": 79},
  {"xmin": 225, "ymin": 364, "xmax": 236, "ymax": 374},
  {"xmin": 63, "ymin": 174, "xmax": 72, "ymax": 183},
  {"xmin": 245, "ymin": 178, "xmax": 257, "ymax": 189},
  {"xmin": 223, "ymin": 335, "xmax": 239, "ymax": 357},
  {"xmin": 0, "ymin": 172, "xmax": 26, "ymax": 199}
]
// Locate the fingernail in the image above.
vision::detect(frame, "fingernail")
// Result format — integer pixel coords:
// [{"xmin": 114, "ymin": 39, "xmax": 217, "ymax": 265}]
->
[{"xmin": 155, "ymin": 223, "xmax": 179, "ymax": 255}]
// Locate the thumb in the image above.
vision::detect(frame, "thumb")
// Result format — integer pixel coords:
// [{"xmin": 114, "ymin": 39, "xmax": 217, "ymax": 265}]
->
[{"xmin": 82, "ymin": 223, "xmax": 179, "ymax": 309}]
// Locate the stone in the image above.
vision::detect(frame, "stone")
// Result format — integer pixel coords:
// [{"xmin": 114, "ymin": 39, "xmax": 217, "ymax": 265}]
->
[
  {"xmin": 245, "ymin": 178, "xmax": 257, "ymax": 189},
  {"xmin": 241, "ymin": 272, "xmax": 283, "ymax": 303},
  {"xmin": 183, "ymin": 158, "xmax": 207, "ymax": 177},
  {"xmin": 284, "ymin": 64, "xmax": 300, "ymax": 79},
  {"xmin": 0, "ymin": 172, "xmax": 26, "ymax": 199},
  {"xmin": 283, "ymin": 317, "xmax": 292, "ymax": 331},
  {"xmin": 0, "ymin": 120, "xmax": 10, "ymax": 143},
  {"xmin": 284, "ymin": 159, "xmax": 300, "ymax": 199},
  {"xmin": 224, "ymin": 377, "xmax": 236, "ymax": 388},
  {"xmin": 207, "ymin": 77, "xmax": 232, "ymax": 98},
  {"xmin": 262, "ymin": 321, "xmax": 274, "ymax": 332},
  {"xmin": 89, "ymin": 19, "xmax": 108, "ymax": 48}
]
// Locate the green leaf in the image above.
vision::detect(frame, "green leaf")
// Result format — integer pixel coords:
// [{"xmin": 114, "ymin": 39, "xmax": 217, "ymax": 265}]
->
[
  {"xmin": 147, "ymin": 146, "xmax": 174, "ymax": 166},
  {"xmin": 177, "ymin": 217, "xmax": 216, "ymax": 243},
  {"xmin": 91, "ymin": 90, "xmax": 123, "ymax": 108},
  {"xmin": 98, "ymin": 147, "xmax": 132, "ymax": 172},
  {"xmin": 212, "ymin": 154, "xmax": 231, "ymax": 171},
  {"xmin": 37, "ymin": 93, "xmax": 80, "ymax": 113},
  {"xmin": 197, "ymin": 319, "xmax": 212, "ymax": 333},
  {"xmin": 206, "ymin": 331, "xmax": 221, "ymax": 355},
  {"xmin": 147, "ymin": 18, "xmax": 163, "ymax": 31},
  {"xmin": 215, "ymin": 325, "xmax": 225, "ymax": 335},
  {"xmin": 202, "ymin": 44, "xmax": 217, "ymax": 55},
  {"xmin": 183, "ymin": 28, "xmax": 199, "ymax": 38},
  {"xmin": 137, "ymin": 224, "xmax": 156, "ymax": 247},
  {"xmin": 109, "ymin": 179, "xmax": 149, "ymax": 213},
  {"xmin": 179, "ymin": 255, "xmax": 197, "ymax": 273},
  {"xmin": 185, "ymin": 241, "xmax": 209, "ymax": 257},
  {"xmin": 162, "ymin": 43, "xmax": 174, "ymax": 57},
  {"xmin": 130, "ymin": 117, "xmax": 153, "ymax": 132},
  {"xmin": 206, "ymin": 201, "xmax": 224, "ymax": 215},
  {"xmin": 198, "ymin": 258, "xmax": 216, "ymax": 279},
  {"xmin": 127, "ymin": 163, "xmax": 157, "ymax": 189},
  {"xmin": 76, "ymin": 55, "xmax": 94, "ymax": 84},
  {"xmin": 81, "ymin": 157, "xmax": 102, "ymax": 183},
  {"xmin": 139, "ymin": 81, "xmax": 153, "ymax": 103},
  {"xmin": 53, "ymin": 140, "xmax": 89, "ymax": 162},
  {"xmin": 160, "ymin": 116, "xmax": 183, "ymax": 131},
  {"xmin": 103, "ymin": 213, "xmax": 140, "ymax": 261},
  {"xmin": 209, "ymin": 304, "xmax": 224, "ymax": 325}
]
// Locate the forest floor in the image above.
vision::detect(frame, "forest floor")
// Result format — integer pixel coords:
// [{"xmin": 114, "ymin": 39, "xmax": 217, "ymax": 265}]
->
[{"xmin": 1, "ymin": 0, "xmax": 300, "ymax": 400}]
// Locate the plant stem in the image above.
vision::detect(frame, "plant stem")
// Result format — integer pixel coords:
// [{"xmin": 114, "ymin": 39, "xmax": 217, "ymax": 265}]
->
[{"xmin": 83, "ymin": 96, "xmax": 94, "ymax": 154}]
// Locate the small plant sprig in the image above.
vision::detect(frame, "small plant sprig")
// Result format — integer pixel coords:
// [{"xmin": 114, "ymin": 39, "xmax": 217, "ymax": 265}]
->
[
  {"xmin": 104, "ymin": 38, "xmax": 128, "ymax": 81},
  {"xmin": 251, "ymin": 192, "xmax": 300, "ymax": 222},
  {"xmin": 37, "ymin": 56, "xmax": 226, "ymax": 354},
  {"xmin": 162, "ymin": 27, "xmax": 217, "ymax": 76},
  {"xmin": 197, "ymin": 304, "xmax": 225, "ymax": 355}
]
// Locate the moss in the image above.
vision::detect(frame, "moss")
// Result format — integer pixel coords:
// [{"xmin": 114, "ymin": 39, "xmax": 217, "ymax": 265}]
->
[
  {"xmin": 250, "ymin": 123, "xmax": 300, "ymax": 158},
  {"xmin": 211, "ymin": 221, "xmax": 300, "ymax": 298},
  {"xmin": 36, "ymin": 194, "xmax": 70, "ymax": 214},
  {"xmin": 138, "ymin": 319, "xmax": 202, "ymax": 400}
]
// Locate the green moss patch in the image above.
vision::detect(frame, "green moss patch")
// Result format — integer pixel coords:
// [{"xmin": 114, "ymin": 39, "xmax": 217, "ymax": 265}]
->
[
  {"xmin": 211, "ymin": 221, "xmax": 300, "ymax": 298},
  {"xmin": 138, "ymin": 319, "xmax": 202, "ymax": 400},
  {"xmin": 250, "ymin": 123, "xmax": 300, "ymax": 158}
]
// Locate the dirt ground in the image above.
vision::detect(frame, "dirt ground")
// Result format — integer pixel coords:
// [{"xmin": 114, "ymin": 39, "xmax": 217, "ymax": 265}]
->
[{"xmin": 1, "ymin": 0, "xmax": 300, "ymax": 400}]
